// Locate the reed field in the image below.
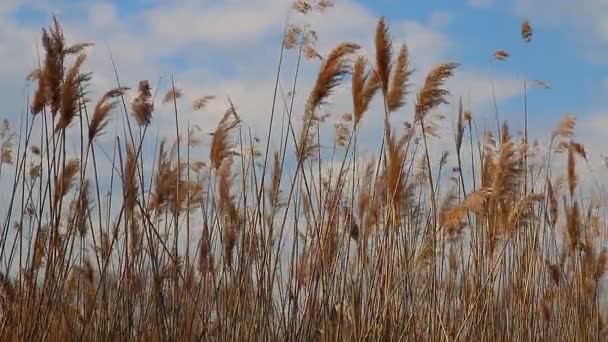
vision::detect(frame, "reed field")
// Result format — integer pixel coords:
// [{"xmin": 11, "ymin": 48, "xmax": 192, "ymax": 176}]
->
[{"xmin": 0, "ymin": 1, "xmax": 607, "ymax": 340}]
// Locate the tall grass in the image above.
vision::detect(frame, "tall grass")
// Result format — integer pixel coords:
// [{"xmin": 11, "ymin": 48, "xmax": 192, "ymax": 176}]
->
[{"xmin": 0, "ymin": 2, "xmax": 607, "ymax": 341}]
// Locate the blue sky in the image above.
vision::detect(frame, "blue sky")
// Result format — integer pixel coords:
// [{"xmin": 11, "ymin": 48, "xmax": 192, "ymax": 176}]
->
[{"xmin": 0, "ymin": 0, "xmax": 607, "ymax": 167}]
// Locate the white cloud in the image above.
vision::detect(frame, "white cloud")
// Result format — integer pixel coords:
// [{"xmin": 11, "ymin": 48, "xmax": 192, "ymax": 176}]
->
[
  {"xmin": 0, "ymin": 0, "xmax": 19, "ymax": 15},
  {"xmin": 449, "ymin": 70, "xmax": 522, "ymax": 110},
  {"xmin": 398, "ymin": 20, "xmax": 452, "ymax": 71},
  {"xmin": 144, "ymin": 0, "xmax": 290, "ymax": 48},
  {"xmin": 0, "ymin": 0, "xmax": 525, "ymax": 157},
  {"xmin": 88, "ymin": 2, "xmax": 120, "ymax": 29},
  {"xmin": 581, "ymin": 111, "xmax": 608, "ymax": 157}
]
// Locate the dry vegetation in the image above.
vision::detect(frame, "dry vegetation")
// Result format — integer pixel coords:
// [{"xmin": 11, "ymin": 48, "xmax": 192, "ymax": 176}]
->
[{"xmin": 0, "ymin": 1, "xmax": 607, "ymax": 341}]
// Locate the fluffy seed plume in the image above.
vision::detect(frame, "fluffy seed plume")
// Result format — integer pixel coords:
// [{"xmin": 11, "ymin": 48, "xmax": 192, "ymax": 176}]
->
[
  {"xmin": 293, "ymin": 0, "xmax": 312, "ymax": 14},
  {"xmin": 456, "ymin": 98, "xmax": 464, "ymax": 153},
  {"xmin": 352, "ymin": 56, "xmax": 380, "ymax": 126},
  {"xmin": 193, "ymin": 95, "xmax": 215, "ymax": 111},
  {"xmin": 54, "ymin": 159, "xmax": 80, "ymax": 208},
  {"xmin": 88, "ymin": 87, "xmax": 128, "ymax": 141},
  {"xmin": 267, "ymin": 151, "xmax": 283, "ymax": 208},
  {"xmin": 65, "ymin": 42, "xmax": 94, "ymax": 55},
  {"xmin": 56, "ymin": 54, "xmax": 88, "ymax": 132},
  {"xmin": 33, "ymin": 16, "xmax": 66, "ymax": 116},
  {"xmin": 521, "ymin": 20, "xmax": 533, "ymax": 43},
  {"xmin": 1, "ymin": 141, "xmax": 13, "ymax": 165},
  {"xmin": 131, "ymin": 80, "xmax": 154, "ymax": 126},
  {"xmin": 547, "ymin": 178, "xmax": 558, "ymax": 226},
  {"xmin": 375, "ymin": 17, "xmax": 392, "ymax": 93},
  {"xmin": 566, "ymin": 201, "xmax": 581, "ymax": 251},
  {"xmin": 493, "ymin": 50, "xmax": 510, "ymax": 61},
  {"xmin": 415, "ymin": 63, "xmax": 459, "ymax": 121},
  {"xmin": 74, "ymin": 179, "xmax": 91, "ymax": 237},
  {"xmin": 386, "ymin": 44, "xmax": 412, "ymax": 113},
  {"xmin": 163, "ymin": 87, "xmax": 182, "ymax": 104},
  {"xmin": 567, "ymin": 143, "xmax": 577, "ymax": 198},
  {"xmin": 198, "ymin": 224, "xmax": 212, "ymax": 275},
  {"xmin": 306, "ymin": 42, "xmax": 359, "ymax": 115},
  {"xmin": 299, "ymin": 42, "xmax": 358, "ymax": 161},
  {"xmin": 124, "ymin": 144, "xmax": 138, "ymax": 216},
  {"xmin": 316, "ymin": 0, "xmax": 334, "ymax": 12},
  {"xmin": 552, "ymin": 115, "xmax": 575, "ymax": 141},
  {"xmin": 210, "ymin": 107, "xmax": 240, "ymax": 170}
]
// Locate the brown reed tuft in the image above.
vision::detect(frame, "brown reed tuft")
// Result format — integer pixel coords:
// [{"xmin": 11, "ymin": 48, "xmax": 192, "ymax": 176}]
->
[
  {"xmin": 352, "ymin": 56, "xmax": 380, "ymax": 126},
  {"xmin": 293, "ymin": 0, "xmax": 313, "ymax": 14},
  {"xmin": 456, "ymin": 98, "xmax": 465, "ymax": 153},
  {"xmin": 193, "ymin": 95, "xmax": 215, "ymax": 111},
  {"xmin": 53, "ymin": 159, "xmax": 80, "ymax": 208},
  {"xmin": 386, "ymin": 44, "xmax": 412, "ymax": 113},
  {"xmin": 375, "ymin": 17, "xmax": 392, "ymax": 94},
  {"xmin": 131, "ymin": 80, "xmax": 154, "ymax": 126},
  {"xmin": 210, "ymin": 107, "xmax": 240, "ymax": 170},
  {"xmin": 218, "ymin": 158, "xmax": 238, "ymax": 267},
  {"xmin": 73, "ymin": 179, "xmax": 91, "ymax": 237},
  {"xmin": 56, "ymin": 54, "xmax": 88, "ymax": 132},
  {"xmin": 521, "ymin": 20, "xmax": 533, "ymax": 43},
  {"xmin": 33, "ymin": 16, "xmax": 66, "ymax": 116},
  {"xmin": 88, "ymin": 87, "xmax": 128, "ymax": 141},
  {"xmin": 198, "ymin": 223, "xmax": 212, "ymax": 275},
  {"xmin": 553, "ymin": 115, "xmax": 576, "ymax": 141},
  {"xmin": 316, "ymin": 0, "xmax": 334, "ymax": 12},
  {"xmin": 493, "ymin": 50, "xmax": 510, "ymax": 61},
  {"xmin": 384, "ymin": 122, "xmax": 412, "ymax": 220},
  {"xmin": 163, "ymin": 87, "xmax": 182, "ymax": 104},
  {"xmin": 306, "ymin": 42, "xmax": 359, "ymax": 115},
  {"xmin": 299, "ymin": 42, "xmax": 358, "ymax": 161},
  {"xmin": 148, "ymin": 140, "xmax": 184, "ymax": 212},
  {"xmin": 492, "ymin": 122, "xmax": 520, "ymax": 198},
  {"xmin": 415, "ymin": 63, "xmax": 458, "ymax": 121},
  {"xmin": 1, "ymin": 138, "xmax": 13, "ymax": 166},
  {"xmin": 547, "ymin": 178, "xmax": 558, "ymax": 226},
  {"xmin": 567, "ymin": 143, "xmax": 577, "ymax": 198},
  {"xmin": 124, "ymin": 143, "xmax": 138, "ymax": 216},
  {"xmin": 267, "ymin": 151, "xmax": 282, "ymax": 208},
  {"xmin": 566, "ymin": 201, "xmax": 581, "ymax": 251}
]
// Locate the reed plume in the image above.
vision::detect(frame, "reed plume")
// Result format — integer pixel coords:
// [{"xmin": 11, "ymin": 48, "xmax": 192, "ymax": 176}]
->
[
  {"xmin": 299, "ymin": 42, "xmax": 358, "ymax": 160},
  {"xmin": 415, "ymin": 63, "xmax": 458, "ymax": 121},
  {"xmin": 88, "ymin": 87, "xmax": 128, "ymax": 141},
  {"xmin": 131, "ymin": 80, "xmax": 154, "ymax": 126},
  {"xmin": 210, "ymin": 107, "xmax": 240, "ymax": 170},
  {"xmin": 73, "ymin": 179, "xmax": 91, "ymax": 237},
  {"xmin": 56, "ymin": 54, "xmax": 88, "ymax": 132},
  {"xmin": 375, "ymin": 17, "xmax": 392, "ymax": 93},
  {"xmin": 522, "ymin": 20, "xmax": 533, "ymax": 43},
  {"xmin": 53, "ymin": 159, "xmax": 80, "ymax": 208},
  {"xmin": 306, "ymin": 42, "xmax": 359, "ymax": 115},
  {"xmin": 193, "ymin": 95, "xmax": 215, "ymax": 111},
  {"xmin": 124, "ymin": 143, "xmax": 138, "ymax": 216},
  {"xmin": 198, "ymin": 223, "xmax": 212, "ymax": 275},
  {"xmin": 34, "ymin": 16, "xmax": 66, "ymax": 116},
  {"xmin": 386, "ymin": 44, "xmax": 412, "ymax": 113},
  {"xmin": 493, "ymin": 50, "xmax": 510, "ymax": 61},
  {"xmin": 163, "ymin": 88, "xmax": 182, "ymax": 104},
  {"xmin": 352, "ymin": 57, "xmax": 380, "ymax": 126}
]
